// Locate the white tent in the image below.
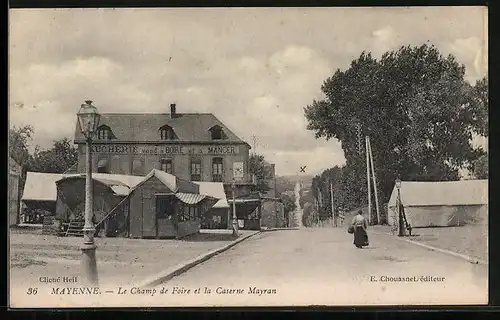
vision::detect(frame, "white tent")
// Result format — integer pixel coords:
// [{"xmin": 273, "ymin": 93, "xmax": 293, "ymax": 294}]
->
[
  {"xmin": 387, "ymin": 180, "xmax": 488, "ymax": 228},
  {"xmin": 22, "ymin": 172, "xmax": 145, "ymax": 202},
  {"xmin": 194, "ymin": 181, "xmax": 229, "ymax": 208}
]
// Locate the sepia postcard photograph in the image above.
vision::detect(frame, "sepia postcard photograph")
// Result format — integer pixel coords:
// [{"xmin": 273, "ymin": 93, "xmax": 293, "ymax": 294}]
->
[{"xmin": 8, "ymin": 6, "xmax": 488, "ymax": 308}]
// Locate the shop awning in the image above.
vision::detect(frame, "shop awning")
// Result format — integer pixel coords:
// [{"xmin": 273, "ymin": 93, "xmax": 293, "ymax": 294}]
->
[{"xmin": 175, "ymin": 193, "xmax": 207, "ymax": 205}]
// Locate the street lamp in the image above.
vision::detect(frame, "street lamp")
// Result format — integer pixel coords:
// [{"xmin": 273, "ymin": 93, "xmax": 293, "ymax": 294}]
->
[
  {"xmin": 77, "ymin": 100, "xmax": 101, "ymax": 286},
  {"xmin": 395, "ymin": 178, "xmax": 404, "ymax": 237},
  {"xmin": 231, "ymin": 180, "xmax": 239, "ymax": 237}
]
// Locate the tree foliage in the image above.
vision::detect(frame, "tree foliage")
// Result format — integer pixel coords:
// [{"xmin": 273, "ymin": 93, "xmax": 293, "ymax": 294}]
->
[
  {"xmin": 9, "ymin": 125, "xmax": 34, "ymax": 167},
  {"xmin": 9, "ymin": 125, "xmax": 79, "ymax": 196},
  {"xmin": 275, "ymin": 176, "xmax": 296, "ymax": 195},
  {"xmin": 248, "ymin": 153, "xmax": 272, "ymax": 194},
  {"xmin": 473, "ymin": 154, "xmax": 488, "ymax": 179},
  {"xmin": 281, "ymin": 193, "xmax": 296, "ymax": 215},
  {"xmin": 9, "ymin": 125, "xmax": 35, "ymax": 196},
  {"xmin": 304, "ymin": 44, "xmax": 488, "ymax": 207},
  {"xmin": 27, "ymin": 138, "xmax": 78, "ymax": 173}
]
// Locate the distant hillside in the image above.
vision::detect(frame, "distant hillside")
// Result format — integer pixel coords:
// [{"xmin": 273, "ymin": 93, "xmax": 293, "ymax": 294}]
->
[
  {"xmin": 275, "ymin": 175, "xmax": 313, "ymax": 195},
  {"xmin": 278, "ymin": 175, "xmax": 313, "ymax": 186}
]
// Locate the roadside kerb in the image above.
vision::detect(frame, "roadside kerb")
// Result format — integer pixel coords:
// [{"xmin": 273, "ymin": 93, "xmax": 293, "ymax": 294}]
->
[
  {"xmin": 371, "ymin": 229, "xmax": 487, "ymax": 265},
  {"xmin": 136, "ymin": 230, "xmax": 261, "ymax": 288},
  {"xmin": 261, "ymin": 227, "xmax": 300, "ymax": 232}
]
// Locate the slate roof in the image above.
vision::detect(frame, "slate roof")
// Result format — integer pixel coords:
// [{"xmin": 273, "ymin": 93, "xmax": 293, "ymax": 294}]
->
[
  {"xmin": 387, "ymin": 180, "xmax": 488, "ymax": 207},
  {"xmin": 73, "ymin": 113, "xmax": 249, "ymax": 145}
]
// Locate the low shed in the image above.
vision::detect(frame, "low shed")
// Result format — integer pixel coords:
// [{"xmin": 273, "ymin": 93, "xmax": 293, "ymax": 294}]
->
[
  {"xmin": 126, "ymin": 169, "xmax": 217, "ymax": 239},
  {"xmin": 387, "ymin": 180, "xmax": 488, "ymax": 228}
]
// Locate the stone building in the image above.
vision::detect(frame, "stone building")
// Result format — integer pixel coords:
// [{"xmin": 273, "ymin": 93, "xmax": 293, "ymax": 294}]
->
[
  {"xmin": 72, "ymin": 103, "xmax": 261, "ymax": 229},
  {"xmin": 74, "ymin": 104, "xmax": 253, "ymax": 184}
]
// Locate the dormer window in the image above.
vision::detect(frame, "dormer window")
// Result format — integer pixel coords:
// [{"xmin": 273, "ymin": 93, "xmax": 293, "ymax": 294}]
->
[
  {"xmin": 209, "ymin": 125, "xmax": 225, "ymax": 140},
  {"xmin": 159, "ymin": 125, "xmax": 177, "ymax": 140},
  {"xmin": 96, "ymin": 125, "xmax": 112, "ymax": 140}
]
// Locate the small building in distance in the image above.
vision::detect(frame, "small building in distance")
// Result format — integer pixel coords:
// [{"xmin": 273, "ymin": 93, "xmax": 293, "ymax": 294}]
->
[{"xmin": 259, "ymin": 162, "xmax": 286, "ymax": 228}]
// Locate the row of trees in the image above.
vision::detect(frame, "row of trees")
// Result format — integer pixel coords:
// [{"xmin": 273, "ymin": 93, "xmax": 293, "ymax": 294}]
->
[{"xmin": 304, "ymin": 44, "xmax": 488, "ymax": 217}]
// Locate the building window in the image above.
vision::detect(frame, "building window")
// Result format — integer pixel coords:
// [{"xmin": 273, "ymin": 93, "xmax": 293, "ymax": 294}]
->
[
  {"xmin": 212, "ymin": 157, "xmax": 223, "ymax": 182},
  {"xmin": 190, "ymin": 158, "xmax": 202, "ymax": 181},
  {"xmin": 160, "ymin": 159, "xmax": 173, "ymax": 174},
  {"xmin": 132, "ymin": 158, "xmax": 144, "ymax": 176},
  {"xmin": 159, "ymin": 125, "xmax": 176, "ymax": 140},
  {"xmin": 209, "ymin": 125, "xmax": 224, "ymax": 140},
  {"xmin": 157, "ymin": 196, "xmax": 175, "ymax": 219},
  {"xmin": 96, "ymin": 125, "xmax": 112, "ymax": 140}
]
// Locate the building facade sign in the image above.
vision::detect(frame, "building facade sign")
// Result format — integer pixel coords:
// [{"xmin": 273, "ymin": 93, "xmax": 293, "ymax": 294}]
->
[
  {"xmin": 233, "ymin": 162, "xmax": 244, "ymax": 180},
  {"xmin": 90, "ymin": 144, "xmax": 240, "ymax": 155}
]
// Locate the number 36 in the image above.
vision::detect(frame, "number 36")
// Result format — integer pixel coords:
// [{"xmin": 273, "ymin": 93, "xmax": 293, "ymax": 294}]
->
[{"xmin": 27, "ymin": 287, "xmax": 38, "ymax": 295}]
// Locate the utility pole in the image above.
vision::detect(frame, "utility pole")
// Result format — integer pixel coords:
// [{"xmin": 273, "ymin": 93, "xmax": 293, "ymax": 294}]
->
[
  {"xmin": 252, "ymin": 135, "xmax": 257, "ymax": 155},
  {"xmin": 365, "ymin": 136, "xmax": 372, "ymax": 224},
  {"xmin": 367, "ymin": 137, "xmax": 380, "ymax": 225},
  {"xmin": 330, "ymin": 180, "xmax": 336, "ymax": 227}
]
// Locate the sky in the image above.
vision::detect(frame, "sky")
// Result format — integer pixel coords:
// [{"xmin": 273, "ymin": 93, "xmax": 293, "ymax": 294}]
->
[{"xmin": 9, "ymin": 7, "xmax": 488, "ymax": 176}]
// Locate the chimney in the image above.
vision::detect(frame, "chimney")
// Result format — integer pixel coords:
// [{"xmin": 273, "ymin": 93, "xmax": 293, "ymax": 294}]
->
[{"xmin": 170, "ymin": 103, "xmax": 177, "ymax": 118}]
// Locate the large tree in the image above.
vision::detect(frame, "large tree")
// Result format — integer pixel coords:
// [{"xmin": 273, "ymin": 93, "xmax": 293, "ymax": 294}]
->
[
  {"xmin": 9, "ymin": 125, "xmax": 35, "ymax": 196},
  {"xmin": 9, "ymin": 125, "xmax": 34, "ymax": 167},
  {"xmin": 304, "ymin": 44, "xmax": 488, "ymax": 206},
  {"xmin": 248, "ymin": 153, "xmax": 272, "ymax": 194},
  {"xmin": 28, "ymin": 138, "xmax": 78, "ymax": 173}
]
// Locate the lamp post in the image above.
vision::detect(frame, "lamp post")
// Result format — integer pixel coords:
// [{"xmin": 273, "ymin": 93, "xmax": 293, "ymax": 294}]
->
[
  {"xmin": 231, "ymin": 180, "xmax": 239, "ymax": 237},
  {"xmin": 77, "ymin": 100, "xmax": 101, "ymax": 286},
  {"xmin": 395, "ymin": 178, "xmax": 404, "ymax": 237}
]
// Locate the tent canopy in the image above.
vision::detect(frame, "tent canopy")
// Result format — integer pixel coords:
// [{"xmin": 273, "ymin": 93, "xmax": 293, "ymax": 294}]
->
[
  {"xmin": 194, "ymin": 181, "xmax": 229, "ymax": 208},
  {"xmin": 387, "ymin": 179, "xmax": 488, "ymax": 228},
  {"xmin": 388, "ymin": 180, "xmax": 488, "ymax": 208},
  {"xmin": 22, "ymin": 172, "xmax": 145, "ymax": 202}
]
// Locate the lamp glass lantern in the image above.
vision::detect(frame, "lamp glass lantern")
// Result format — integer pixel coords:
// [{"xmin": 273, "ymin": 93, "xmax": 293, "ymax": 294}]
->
[{"xmin": 77, "ymin": 100, "xmax": 101, "ymax": 139}]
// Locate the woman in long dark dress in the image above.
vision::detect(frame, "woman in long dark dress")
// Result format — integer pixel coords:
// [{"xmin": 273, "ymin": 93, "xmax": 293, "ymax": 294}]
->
[{"xmin": 351, "ymin": 210, "xmax": 369, "ymax": 248}]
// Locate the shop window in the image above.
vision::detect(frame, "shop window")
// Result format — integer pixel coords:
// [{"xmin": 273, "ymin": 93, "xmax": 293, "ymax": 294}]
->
[
  {"xmin": 159, "ymin": 125, "xmax": 177, "ymax": 140},
  {"xmin": 156, "ymin": 196, "xmax": 175, "ymax": 219},
  {"xmin": 160, "ymin": 159, "xmax": 173, "ymax": 174},
  {"xmin": 190, "ymin": 158, "xmax": 202, "ymax": 181},
  {"xmin": 96, "ymin": 125, "xmax": 112, "ymax": 140},
  {"xmin": 212, "ymin": 157, "xmax": 223, "ymax": 182}
]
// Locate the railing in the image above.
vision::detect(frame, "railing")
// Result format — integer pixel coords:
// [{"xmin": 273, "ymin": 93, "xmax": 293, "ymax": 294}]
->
[{"xmin": 212, "ymin": 174, "xmax": 223, "ymax": 182}]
